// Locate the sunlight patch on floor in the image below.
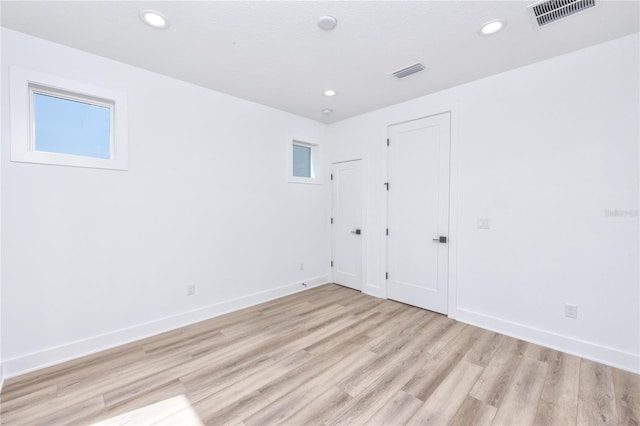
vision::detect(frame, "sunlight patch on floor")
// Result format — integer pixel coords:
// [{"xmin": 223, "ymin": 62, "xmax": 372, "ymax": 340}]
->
[{"xmin": 91, "ymin": 394, "xmax": 203, "ymax": 426}]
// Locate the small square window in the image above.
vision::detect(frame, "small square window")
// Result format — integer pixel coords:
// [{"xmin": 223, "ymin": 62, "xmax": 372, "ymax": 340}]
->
[
  {"xmin": 10, "ymin": 67, "xmax": 128, "ymax": 170},
  {"xmin": 32, "ymin": 91, "xmax": 113, "ymax": 159},
  {"xmin": 292, "ymin": 143, "xmax": 312, "ymax": 178},
  {"xmin": 287, "ymin": 138, "xmax": 321, "ymax": 184}
]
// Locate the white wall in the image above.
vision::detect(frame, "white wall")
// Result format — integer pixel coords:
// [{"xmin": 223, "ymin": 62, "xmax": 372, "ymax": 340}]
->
[
  {"xmin": 328, "ymin": 33, "xmax": 640, "ymax": 373},
  {"xmin": 0, "ymin": 24, "xmax": 3, "ymax": 392},
  {"xmin": 1, "ymin": 29, "xmax": 330, "ymax": 377}
]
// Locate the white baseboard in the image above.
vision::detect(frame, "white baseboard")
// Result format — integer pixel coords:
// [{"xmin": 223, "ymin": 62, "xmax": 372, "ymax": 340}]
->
[
  {"xmin": 453, "ymin": 307, "xmax": 640, "ymax": 374},
  {"xmin": 0, "ymin": 364, "xmax": 4, "ymax": 392},
  {"xmin": 3, "ymin": 276, "xmax": 329, "ymax": 379},
  {"xmin": 362, "ymin": 283, "xmax": 385, "ymax": 299}
]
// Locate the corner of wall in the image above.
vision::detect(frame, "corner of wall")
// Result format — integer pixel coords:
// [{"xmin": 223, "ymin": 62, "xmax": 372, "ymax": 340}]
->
[{"xmin": 362, "ymin": 284, "xmax": 385, "ymax": 299}]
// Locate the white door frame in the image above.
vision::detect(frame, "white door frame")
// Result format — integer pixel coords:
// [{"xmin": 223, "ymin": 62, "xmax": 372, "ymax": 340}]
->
[
  {"xmin": 331, "ymin": 159, "xmax": 365, "ymax": 291},
  {"xmin": 383, "ymin": 107, "xmax": 460, "ymax": 318}
]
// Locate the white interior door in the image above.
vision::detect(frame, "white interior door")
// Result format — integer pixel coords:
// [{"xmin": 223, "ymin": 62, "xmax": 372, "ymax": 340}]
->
[
  {"xmin": 387, "ymin": 113, "xmax": 450, "ymax": 313},
  {"xmin": 331, "ymin": 160, "xmax": 363, "ymax": 290}
]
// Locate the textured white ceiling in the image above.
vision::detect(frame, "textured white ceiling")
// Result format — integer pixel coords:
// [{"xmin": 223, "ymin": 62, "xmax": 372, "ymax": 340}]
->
[{"xmin": 2, "ymin": 1, "xmax": 638, "ymax": 123}]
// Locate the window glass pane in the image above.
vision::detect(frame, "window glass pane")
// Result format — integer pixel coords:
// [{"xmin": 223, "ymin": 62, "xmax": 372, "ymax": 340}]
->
[
  {"xmin": 292, "ymin": 144, "xmax": 311, "ymax": 178},
  {"xmin": 33, "ymin": 93, "xmax": 111, "ymax": 159}
]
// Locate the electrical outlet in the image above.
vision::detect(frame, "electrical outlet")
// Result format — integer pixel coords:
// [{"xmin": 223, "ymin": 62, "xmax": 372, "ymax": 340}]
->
[
  {"xmin": 477, "ymin": 218, "xmax": 490, "ymax": 229},
  {"xmin": 299, "ymin": 262, "xmax": 305, "ymax": 271},
  {"xmin": 187, "ymin": 284, "xmax": 196, "ymax": 296},
  {"xmin": 565, "ymin": 303, "xmax": 577, "ymax": 319}
]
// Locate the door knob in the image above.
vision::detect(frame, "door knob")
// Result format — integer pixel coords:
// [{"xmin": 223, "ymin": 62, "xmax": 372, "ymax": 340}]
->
[
  {"xmin": 432, "ymin": 236, "xmax": 447, "ymax": 243},
  {"xmin": 351, "ymin": 229, "xmax": 362, "ymax": 235}
]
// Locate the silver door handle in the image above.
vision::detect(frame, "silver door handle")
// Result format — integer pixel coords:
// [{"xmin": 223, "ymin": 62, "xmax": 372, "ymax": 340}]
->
[
  {"xmin": 433, "ymin": 236, "xmax": 447, "ymax": 243},
  {"xmin": 351, "ymin": 229, "xmax": 362, "ymax": 235}
]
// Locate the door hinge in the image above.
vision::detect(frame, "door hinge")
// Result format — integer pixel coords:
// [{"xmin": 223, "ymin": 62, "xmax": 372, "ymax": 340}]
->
[
  {"xmin": 331, "ymin": 217, "xmax": 333, "ymax": 224},
  {"xmin": 387, "ymin": 138, "xmax": 390, "ymax": 146},
  {"xmin": 385, "ymin": 272, "xmax": 389, "ymax": 280},
  {"xmin": 384, "ymin": 182, "xmax": 389, "ymax": 191},
  {"xmin": 386, "ymin": 228, "xmax": 389, "ymax": 236},
  {"xmin": 330, "ymin": 173, "xmax": 333, "ymax": 180},
  {"xmin": 331, "ymin": 260, "xmax": 334, "ymax": 267}
]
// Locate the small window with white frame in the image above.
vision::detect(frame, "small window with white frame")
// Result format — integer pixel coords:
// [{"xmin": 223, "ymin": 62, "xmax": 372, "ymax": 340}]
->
[
  {"xmin": 10, "ymin": 67, "xmax": 128, "ymax": 170},
  {"xmin": 288, "ymin": 138, "xmax": 321, "ymax": 184}
]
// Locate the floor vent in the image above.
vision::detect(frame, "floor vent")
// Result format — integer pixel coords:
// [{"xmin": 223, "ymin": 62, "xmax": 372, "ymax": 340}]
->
[
  {"xmin": 528, "ymin": 0, "xmax": 597, "ymax": 27},
  {"xmin": 392, "ymin": 63, "xmax": 425, "ymax": 79}
]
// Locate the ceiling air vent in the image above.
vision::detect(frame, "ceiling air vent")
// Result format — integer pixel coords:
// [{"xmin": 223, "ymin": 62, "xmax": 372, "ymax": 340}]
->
[
  {"xmin": 528, "ymin": 0, "xmax": 597, "ymax": 27},
  {"xmin": 392, "ymin": 63, "xmax": 425, "ymax": 79}
]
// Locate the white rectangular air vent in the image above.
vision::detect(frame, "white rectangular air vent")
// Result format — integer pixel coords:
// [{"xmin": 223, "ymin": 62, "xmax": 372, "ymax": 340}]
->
[
  {"xmin": 528, "ymin": 0, "xmax": 597, "ymax": 27},
  {"xmin": 392, "ymin": 63, "xmax": 425, "ymax": 79}
]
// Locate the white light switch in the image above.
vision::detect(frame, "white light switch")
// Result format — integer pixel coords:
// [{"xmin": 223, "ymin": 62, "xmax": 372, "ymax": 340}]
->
[{"xmin": 477, "ymin": 218, "xmax": 490, "ymax": 229}]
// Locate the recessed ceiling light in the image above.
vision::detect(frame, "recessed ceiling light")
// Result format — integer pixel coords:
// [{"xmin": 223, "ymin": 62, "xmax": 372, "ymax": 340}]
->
[
  {"xmin": 324, "ymin": 90, "xmax": 336, "ymax": 97},
  {"xmin": 140, "ymin": 10, "xmax": 170, "ymax": 29},
  {"xmin": 322, "ymin": 108, "xmax": 333, "ymax": 114},
  {"xmin": 479, "ymin": 20, "xmax": 505, "ymax": 35},
  {"xmin": 318, "ymin": 16, "xmax": 338, "ymax": 31}
]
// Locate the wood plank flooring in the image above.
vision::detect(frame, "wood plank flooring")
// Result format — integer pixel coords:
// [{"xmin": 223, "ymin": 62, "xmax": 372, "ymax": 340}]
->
[{"xmin": 1, "ymin": 284, "xmax": 638, "ymax": 425}]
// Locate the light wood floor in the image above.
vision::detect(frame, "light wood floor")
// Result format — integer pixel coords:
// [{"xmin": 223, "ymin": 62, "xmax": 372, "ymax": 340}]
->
[{"xmin": 1, "ymin": 284, "xmax": 638, "ymax": 425}]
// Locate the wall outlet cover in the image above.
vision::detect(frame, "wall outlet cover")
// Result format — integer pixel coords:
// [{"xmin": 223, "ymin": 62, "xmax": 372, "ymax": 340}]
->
[
  {"xmin": 477, "ymin": 218, "xmax": 490, "ymax": 229},
  {"xmin": 565, "ymin": 303, "xmax": 578, "ymax": 319}
]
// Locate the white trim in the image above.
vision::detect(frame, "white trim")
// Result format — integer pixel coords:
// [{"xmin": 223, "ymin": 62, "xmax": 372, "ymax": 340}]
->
[
  {"xmin": 3, "ymin": 276, "xmax": 329, "ymax": 379},
  {"xmin": 0, "ymin": 365, "xmax": 4, "ymax": 393},
  {"xmin": 287, "ymin": 135, "xmax": 322, "ymax": 185},
  {"xmin": 447, "ymin": 104, "xmax": 461, "ymax": 319},
  {"xmin": 362, "ymin": 284, "xmax": 385, "ymax": 299},
  {"xmin": 10, "ymin": 66, "xmax": 128, "ymax": 170},
  {"xmin": 454, "ymin": 307, "xmax": 640, "ymax": 374}
]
